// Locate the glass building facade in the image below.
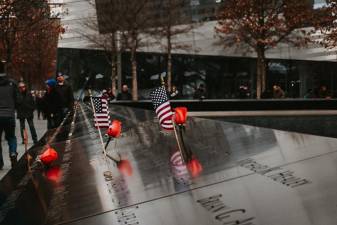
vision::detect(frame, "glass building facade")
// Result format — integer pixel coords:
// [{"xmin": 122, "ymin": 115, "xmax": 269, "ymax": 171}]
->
[
  {"xmin": 57, "ymin": 48, "xmax": 337, "ymax": 99},
  {"xmin": 57, "ymin": 0, "xmax": 335, "ymax": 99}
]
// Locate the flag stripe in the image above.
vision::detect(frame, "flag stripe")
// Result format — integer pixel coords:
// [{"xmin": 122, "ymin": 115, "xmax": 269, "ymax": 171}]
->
[
  {"xmin": 159, "ymin": 111, "xmax": 173, "ymax": 124},
  {"xmin": 157, "ymin": 105, "xmax": 171, "ymax": 118},
  {"xmin": 161, "ymin": 124, "xmax": 174, "ymax": 129},
  {"xmin": 150, "ymin": 86, "xmax": 174, "ymax": 131},
  {"xmin": 156, "ymin": 101, "xmax": 170, "ymax": 114},
  {"xmin": 92, "ymin": 97, "xmax": 110, "ymax": 129}
]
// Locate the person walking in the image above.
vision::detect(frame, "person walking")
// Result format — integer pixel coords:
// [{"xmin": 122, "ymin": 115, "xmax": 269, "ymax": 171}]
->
[
  {"xmin": 55, "ymin": 73, "xmax": 74, "ymax": 125},
  {"xmin": 43, "ymin": 79, "xmax": 62, "ymax": 130},
  {"xmin": 16, "ymin": 82, "xmax": 38, "ymax": 145},
  {"xmin": 0, "ymin": 73, "xmax": 18, "ymax": 168}
]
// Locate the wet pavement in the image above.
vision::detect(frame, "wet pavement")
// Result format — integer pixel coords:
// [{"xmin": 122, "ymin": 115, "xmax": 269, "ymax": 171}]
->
[
  {"xmin": 0, "ymin": 113, "xmax": 47, "ymax": 179},
  {"xmin": 0, "ymin": 103, "xmax": 337, "ymax": 225}
]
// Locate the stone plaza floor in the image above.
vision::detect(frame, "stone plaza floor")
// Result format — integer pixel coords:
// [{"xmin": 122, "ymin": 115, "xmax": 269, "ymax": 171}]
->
[{"xmin": 0, "ymin": 112, "xmax": 47, "ymax": 179}]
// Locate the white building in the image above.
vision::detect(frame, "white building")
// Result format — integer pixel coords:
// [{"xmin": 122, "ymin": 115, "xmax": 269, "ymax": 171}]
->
[{"xmin": 57, "ymin": 0, "xmax": 337, "ymax": 98}]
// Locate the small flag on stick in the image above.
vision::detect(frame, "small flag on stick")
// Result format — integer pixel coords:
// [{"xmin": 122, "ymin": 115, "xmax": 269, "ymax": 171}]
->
[
  {"xmin": 92, "ymin": 97, "xmax": 110, "ymax": 128},
  {"xmin": 150, "ymin": 86, "xmax": 174, "ymax": 130}
]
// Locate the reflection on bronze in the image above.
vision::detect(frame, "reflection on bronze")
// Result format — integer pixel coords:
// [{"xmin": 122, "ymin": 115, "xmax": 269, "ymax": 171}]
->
[
  {"xmin": 197, "ymin": 194, "xmax": 256, "ymax": 225},
  {"xmin": 239, "ymin": 158, "xmax": 310, "ymax": 188},
  {"xmin": 2, "ymin": 104, "xmax": 337, "ymax": 225}
]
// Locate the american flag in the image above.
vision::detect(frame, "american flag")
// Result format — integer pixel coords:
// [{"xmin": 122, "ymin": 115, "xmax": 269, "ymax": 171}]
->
[
  {"xmin": 92, "ymin": 97, "xmax": 110, "ymax": 128},
  {"xmin": 150, "ymin": 86, "xmax": 174, "ymax": 130}
]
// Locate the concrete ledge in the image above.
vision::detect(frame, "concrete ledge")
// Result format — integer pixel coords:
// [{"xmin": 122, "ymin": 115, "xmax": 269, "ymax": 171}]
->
[
  {"xmin": 112, "ymin": 99, "xmax": 337, "ymax": 111},
  {"xmin": 189, "ymin": 110, "xmax": 337, "ymax": 117}
]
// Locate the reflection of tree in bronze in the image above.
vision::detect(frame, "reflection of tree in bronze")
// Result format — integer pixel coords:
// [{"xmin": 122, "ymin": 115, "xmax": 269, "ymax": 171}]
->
[
  {"xmin": 288, "ymin": 132, "xmax": 306, "ymax": 146},
  {"xmin": 188, "ymin": 119, "xmax": 231, "ymax": 153},
  {"xmin": 105, "ymin": 171, "xmax": 131, "ymax": 207},
  {"xmin": 185, "ymin": 118, "xmax": 278, "ymax": 173}
]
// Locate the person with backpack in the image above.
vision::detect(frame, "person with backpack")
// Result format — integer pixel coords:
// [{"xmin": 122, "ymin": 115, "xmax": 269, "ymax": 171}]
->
[
  {"xmin": 55, "ymin": 73, "xmax": 74, "ymax": 125},
  {"xmin": 42, "ymin": 79, "xmax": 62, "ymax": 130},
  {"xmin": 0, "ymin": 73, "xmax": 18, "ymax": 168}
]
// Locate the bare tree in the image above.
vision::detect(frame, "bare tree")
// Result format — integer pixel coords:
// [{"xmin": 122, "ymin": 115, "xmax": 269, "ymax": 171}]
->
[
  {"xmin": 119, "ymin": 0, "xmax": 153, "ymax": 100},
  {"xmin": 81, "ymin": 0, "xmax": 124, "ymax": 95},
  {"xmin": 86, "ymin": 0, "xmax": 185, "ymax": 99},
  {"xmin": 216, "ymin": 0, "xmax": 314, "ymax": 99},
  {"xmin": 149, "ymin": 0, "xmax": 194, "ymax": 92}
]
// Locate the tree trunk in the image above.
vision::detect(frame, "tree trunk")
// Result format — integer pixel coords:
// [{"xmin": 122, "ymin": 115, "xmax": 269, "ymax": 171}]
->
[
  {"xmin": 167, "ymin": 8, "xmax": 172, "ymax": 92},
  {"xmin": 131, "ymin": 47, "xmax": 138, "ymax": 101},
  {"xmin": 167, "ymin": 49, "xmax": 172, "ymax": 92},
  {"xmin": 111, "ymin": 52, "xmax": 117, "ymax": 96},
  {"xmin": 5, "ymin": 45, "xmax": 12, "ymax": 76},
  {"xmin": 117, "ymin": 51, "xmax": 122, "ymax": 94},
  {"xmin": 111, "ymin": 61, "xmax": 117, "ymax": 96},
  {"xmin": 111, "ymin": 32, "xmax": 119, "ymax": 96},
  {"xmin": 256, "ymin": 47, "xmax": 266, "ymax": 99}
]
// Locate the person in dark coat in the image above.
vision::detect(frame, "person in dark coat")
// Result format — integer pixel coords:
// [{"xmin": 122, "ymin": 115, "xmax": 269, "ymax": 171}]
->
[
  {"xmin": 55, "ymin": 73, "xmax": 74, "ymax": 123},
  {"xmin": 16, "ymin": 82, "xmax": 38, "ymax": 144},
  {"xmin": 193, "ymin": 83, "xmax": 207, "ymax": 100},
  {"xmin": 272, "ymin": 85, "xmax": 285, "ymax": 99},
  {"xmin": 116, "ymin": 84, "xmax": 132, "ymax": 100},
  {"xmin": 0, "ymin": 73, "xmax": 18, "ymax": 168},
  {"xmin": 237, "ymin": 85, "xmax": 250, "ymax": 99},
  {"xmin": 43, "ymin": 79, "xmax": 62, "ymax": 130},
  {"xmin": 318, "ymin": 85, "xmax": 332, "ymax": 99}
]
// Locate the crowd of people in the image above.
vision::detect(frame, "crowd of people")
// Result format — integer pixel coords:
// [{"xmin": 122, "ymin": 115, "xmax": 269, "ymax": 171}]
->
[
  {"xmin": 168, "ymin": 84, "xmax": 207, "ymax": 100},
  {"xmin": 98, "ymin": 83, "xmax": 208, "ymax": 101},
  {"xmin": 0, "ymin": 72, "xmax": 74, "ymax": 169},
  {"xmin": 169, "ymin": 83, "xmax": 334, "ymax": 100},
  {"xmin": 88, "ymin": 84, "xmax": 133, "ymax": 102}
]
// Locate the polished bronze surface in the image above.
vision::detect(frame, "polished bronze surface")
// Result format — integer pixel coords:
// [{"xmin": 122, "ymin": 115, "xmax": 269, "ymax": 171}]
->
[{"xmin": 1, "ymin": 103, "xmax": 337, "ymax": 225}]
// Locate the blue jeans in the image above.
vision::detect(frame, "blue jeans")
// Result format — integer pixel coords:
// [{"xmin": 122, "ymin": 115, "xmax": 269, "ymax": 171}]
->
[{"xmin": 0, "ymin": 117, "xmax": 17, "ymax": 163}]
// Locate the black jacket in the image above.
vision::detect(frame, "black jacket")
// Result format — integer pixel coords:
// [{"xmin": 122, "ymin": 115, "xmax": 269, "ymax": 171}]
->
[
  {"xmin": 36, "ymin": 96, "xmax": 44, "ymax": 109},
  {"xmin": 0, "ymin": 77, "xmax": 17, "ymax": 118},
  {"xmin": 16, "ymin": 91, "xmax": 35, "ymax": 119},
  {"xmin": 116, "ymin": 91, "xmax": 132, "ymax": 100},
  {"xmin": 54, "ymin": 83, "xmax": 74, "ymax": 109},
  {"xmin": 42, "ymin": 88, "xmax": 63, "ymax": 117}
]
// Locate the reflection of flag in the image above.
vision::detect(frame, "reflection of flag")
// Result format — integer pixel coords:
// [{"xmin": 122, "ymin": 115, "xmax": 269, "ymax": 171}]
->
[
  {"xmin": 92, "ymin": 97, "xmax": 110, "ymax": 128},
  {"xmin": 170, "ymin": 151, "xmax": 189, "ymax": 177},
  {"xmin": 150, "ymin": 86, "xmax": 173, "ymax": 130}
]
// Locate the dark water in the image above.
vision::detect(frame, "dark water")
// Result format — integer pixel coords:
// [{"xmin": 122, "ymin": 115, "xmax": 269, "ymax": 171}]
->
[{"xmin": 211, "ymin": 115, "xmax": 337, "ymax": 138}]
